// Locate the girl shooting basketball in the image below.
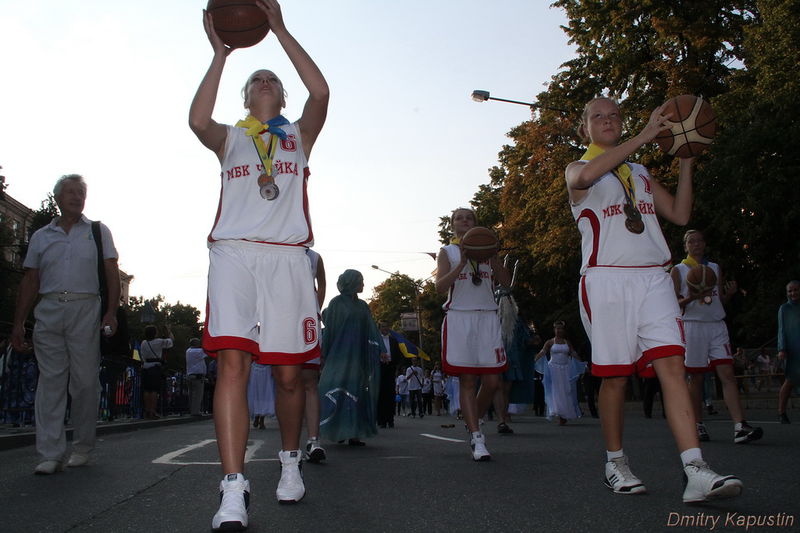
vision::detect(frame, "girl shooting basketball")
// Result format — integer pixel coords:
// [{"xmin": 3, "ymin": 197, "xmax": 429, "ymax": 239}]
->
[
  {"xmin": 436, "ymin": 208, "xmax": 511, "ymax": 461},
  {"xmin": 564, "ymin": 97, "xmax": 741, "ymax": 503},
  {"xmin": 189, "ymin": 0, "xmax": 328, "ymax": 530}
]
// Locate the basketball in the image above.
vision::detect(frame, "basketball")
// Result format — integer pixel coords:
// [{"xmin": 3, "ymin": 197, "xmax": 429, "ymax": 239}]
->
[
  {"xmin": 654, "ymin": 95, "xmax": 716, "ymax": 158},
  {"xmin": 686, "ymin": 264, "xmax": 717, "ymax": 295},
  {"xmin": 207, "ymin": 0, "xmax": 270, "ymax": 49},
  {"xmin": 461, "ymin": 227, "xmax": 499, "ymax": 261}
]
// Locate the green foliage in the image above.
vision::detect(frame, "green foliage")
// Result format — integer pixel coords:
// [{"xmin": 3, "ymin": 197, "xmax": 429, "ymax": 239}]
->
[
  {"xmin": 446, "ymin": 1, "xmax": 791, "ymax": 346},
  {"xmin": 368, "ymin": 274, "xmax": 444, "ymax": 364},
  {"xmin": 28, "ymin": 194, "xmax": 59, "ymax": 239}
]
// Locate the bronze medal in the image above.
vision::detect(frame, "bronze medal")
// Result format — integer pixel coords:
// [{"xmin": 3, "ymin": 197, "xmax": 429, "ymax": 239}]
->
[
  {"xmin": 623, "ymin": 204, "xmax": 642, "ymax": 221},
  {"xmin": 258, "ymin": 173, "xmax": 280, "ymax": 201},
  {"xmin": 625, "ymin": 217, "xmax": 645, "ymax": 234}
]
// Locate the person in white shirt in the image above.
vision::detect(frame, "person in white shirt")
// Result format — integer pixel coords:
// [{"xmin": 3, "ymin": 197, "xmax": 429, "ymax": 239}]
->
[
  {"xmin": 140, "ymin": 325, "xmax": 174, "ymax": 419},
  {"xmin": 185, "ymin": 338, "xmax": 208, "ymax": 416},
  {"xmin": 405, "ymin": 357, "xmax": 425, "ymax": 418}
]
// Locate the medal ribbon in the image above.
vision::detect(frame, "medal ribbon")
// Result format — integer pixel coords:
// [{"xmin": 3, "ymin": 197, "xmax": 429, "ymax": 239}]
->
[
  {"xmin": 581, "ymin": 143, "xmax": 637, "ymax": 207},
  {"xmin": 235, "ymin": 114, "xmax": 290, "ymax": 177},
  {"xmin": 681, "ymin": 255, "xmax": 708, "ymax": 267}
]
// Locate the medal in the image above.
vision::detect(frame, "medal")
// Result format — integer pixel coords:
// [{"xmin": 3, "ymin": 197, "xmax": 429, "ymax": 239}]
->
[
  {"xmin": 258, "ymin": 173, "xmax": 280, "ymax": 201},
  {"xmin": 625, "ymin": 217, "xmax": 645, "ymax": 234},
  {"xmin": 702, "ymin": 295, "xmax": 713, "ymax": 305},
  {"xmin": 623, "ymin": 204, "xmax": 644, "ymax": 234}
]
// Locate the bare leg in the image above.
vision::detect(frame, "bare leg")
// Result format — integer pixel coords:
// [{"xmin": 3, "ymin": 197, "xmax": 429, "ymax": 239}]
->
[
  {"xmin": 214, "ymin": 350, "xmax": 252, "ymax": 475},
  {"xmin": 475, "ymin": 374, "xmax": 501, "ymax": 422},
  {"xmin": 653, "ymin": 356, "xmax": 699, "ymax": 452},
  {"xmin": 687, "ymin": 373, "xmax": 705, "ymax": 424},
  {"xmin": 716, "ymin": 364, "xmax": 744, "ymax": 423},
  {"xmin": 302, "ymin": 368, "xmax": 320, "ymax": 439},
  {"xmin": 599, "ymin": 376, "xmax": 627, "ymax": 452},
  {"xmin": 778, "ymin": 378, "xmax": 793, "ymax": 414},
  {"xmin": 460, "ymin": 375, "xmax": 480, "ymax": 432},
  {"xmin": 273, "ymin": 364, "xmax": 305, "ymax": 451}
]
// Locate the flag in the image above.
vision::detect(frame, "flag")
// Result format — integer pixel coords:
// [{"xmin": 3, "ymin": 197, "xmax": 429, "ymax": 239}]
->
[{"xmin": 389, "ymin": 330, "xmax": 430, "ymax": 361}]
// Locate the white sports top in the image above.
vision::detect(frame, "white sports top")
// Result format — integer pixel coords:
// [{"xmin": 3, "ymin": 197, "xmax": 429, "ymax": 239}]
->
[
  {"xmin": 209, "ymin": 122, "xmax": 313, "ymax": 246},
  {"xmin": 674, "ymin": 262, "xmax": 725, "ymax": 321},
  {"xmin": 441, "ymin": 244, "xmax": 498, "ymax": 312},
  {"xmin": 570, "ymin": 161, "xmax": 671, "ymax": 274}
]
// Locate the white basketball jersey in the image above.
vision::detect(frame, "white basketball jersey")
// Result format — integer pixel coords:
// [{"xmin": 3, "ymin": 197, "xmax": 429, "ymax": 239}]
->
[
  {"xmin": 674, "ymin": 262, "xmax": 725, "ymax": 321},
  {"xmin": 441, "ymin": 244, "xmax": 498, "ymax": 312},
  {"xmin": 209, "ymin": 122, "xmax": 313, "ymax": 246},
  {"xmin": 570, "ymin": 162, "xmax": 671, "ymax": 274}
]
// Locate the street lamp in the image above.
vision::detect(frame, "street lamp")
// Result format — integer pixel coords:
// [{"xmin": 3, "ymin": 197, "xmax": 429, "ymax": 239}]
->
[{"xmin": 471, "ymin": 89, "xmax": 567, "ymax": 113}]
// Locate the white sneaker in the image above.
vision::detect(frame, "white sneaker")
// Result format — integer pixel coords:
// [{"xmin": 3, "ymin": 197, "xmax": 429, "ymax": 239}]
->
[
  {"xmin": 682, "ymin": 460, "xmax": 743, "ymax": 503},
  {"xmin": 67, "ymin": 452, "xmax": 90, "ymax": 467},
  {"xmin": 276, "ymin": 450, "xmax": 305, "ymax": 503},
  {"xmin": 212, "ymin": 473, "xmax": 250, "ymax": 532},
  {"xmin": 305, "ymin": 438, "xmax": 326, "ymax": 463},
  {"xmin": 470, "ymin": 432, "xmax": 491, "ymax": 461},
  {"xmin": 604, "ymin": 456, "xmax": 647, "ymax": 494},
  {"xmin": 34, "ymin": 460, "xmax": 65, "ymax": 475}
]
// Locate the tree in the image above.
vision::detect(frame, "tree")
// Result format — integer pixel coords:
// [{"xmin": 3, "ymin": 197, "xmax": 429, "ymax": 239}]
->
[
  {"xmin": 368, "ymin": 274, "xmax": 444, "ymax": 364},
  {"xmin": 28, "ymin": 194, "xmax": 59, "ymax": 239}
]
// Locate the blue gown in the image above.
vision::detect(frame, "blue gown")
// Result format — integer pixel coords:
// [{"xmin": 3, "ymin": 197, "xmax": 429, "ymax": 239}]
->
[
  {"xmin": 318, "ymin": 270, "xmax": 381, "ymax": 441},
  {"xmin": 777, "ymin": 299, "xmax": 800, "ymax": 385}
]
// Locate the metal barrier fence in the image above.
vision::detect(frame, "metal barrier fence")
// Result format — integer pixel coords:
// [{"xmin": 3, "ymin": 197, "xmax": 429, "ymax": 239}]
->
[{"xmin": 0, "ymin": 348, "xmax": 199, "ymax": 427}]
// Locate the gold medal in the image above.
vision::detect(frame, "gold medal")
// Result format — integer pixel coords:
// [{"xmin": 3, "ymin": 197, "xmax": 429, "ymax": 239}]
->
[
  {"xmin": 702, "ymin": 295, "xmax": 713, "ymax": 305},
  {"xmin": 258, "ymin": 173, "xmax": 280, "ymax": 201}
]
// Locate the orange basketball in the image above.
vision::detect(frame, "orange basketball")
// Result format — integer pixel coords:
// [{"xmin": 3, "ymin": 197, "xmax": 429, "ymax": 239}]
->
[
  {"xmin": 686, "ymin": 264, "xmax": 717, "ymax": 295},
  {"xmin": 461, "ymin": 227, "xmax": 499, "ymax": 261},
  {"xmin": 654, "ymin": 95, "xmax": 716, "ymax": 158},
  {"xmin": 207, "ymin": 0, "xmax": 270, "ymax": 49}
]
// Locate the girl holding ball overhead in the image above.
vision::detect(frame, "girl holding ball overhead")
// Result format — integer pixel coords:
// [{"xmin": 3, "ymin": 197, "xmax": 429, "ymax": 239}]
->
[
  {"xmin": 564, "ymin": 97, "xmax": 742, "ymax": 503},
  {"xmin": 189, "ymin": 0, "xmax": 328, "ymax": 531},
  {"xmin": 435, "ymin": 208, "xmax": 511, "ymax": 461}
]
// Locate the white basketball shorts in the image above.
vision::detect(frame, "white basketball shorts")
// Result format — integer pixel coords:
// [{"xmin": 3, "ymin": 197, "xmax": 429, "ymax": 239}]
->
[
  {"xmin": 579, "ymin": 267, "xmax": 685, "ymax": 378},
  {"xmin": 683, "ymin": 320, "xmax": 732, "ymax": 373},
  {"xmin": 442, "ymin": 309, "xmax": 507, "ymax": 375},
  {"xmin": 203, "ymin": 240, "xmax": 320, "ymax": 365}
]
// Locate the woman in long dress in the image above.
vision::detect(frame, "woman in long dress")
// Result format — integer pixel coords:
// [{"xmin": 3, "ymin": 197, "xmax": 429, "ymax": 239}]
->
[
  {"xmin": 535, "ymin": 321, "xmax": 586, "ymax": 425},
  {"xmin": 318, "ymin": 270, "xmax": 381, "ymax": 445}
]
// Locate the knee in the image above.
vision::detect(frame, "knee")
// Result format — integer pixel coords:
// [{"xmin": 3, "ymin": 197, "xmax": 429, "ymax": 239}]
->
[{"xmin": 274, "ymin": 370, "xmax": 302, "ymax": 394}]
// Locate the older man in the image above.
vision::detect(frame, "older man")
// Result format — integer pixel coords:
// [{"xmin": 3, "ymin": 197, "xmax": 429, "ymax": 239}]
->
[{"xmin": 11, "ymin": 174, "xmax": 120, "ymax": 475}]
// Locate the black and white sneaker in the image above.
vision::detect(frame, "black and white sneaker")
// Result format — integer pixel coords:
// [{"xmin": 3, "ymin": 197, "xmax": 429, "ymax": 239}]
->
[
  {"xmin": 734, "ymin": 422, "xmax": 763, "ymax": 444},
  {"xmin": 212, "ymin": 473, "xmax": 250, "ymax": 532},
  {"xmin": 604, "ymin": 456, "xmax": 647, "ymax": 495},
  {"xmin": 696, "ymin": 422, "xmax": 710, "ymax": 442},
  {"xmin": 682, "ymin": 460, "xmax": 743, "ymax": 503},
  {"xmin": 470, "ymin": 432, "xmax": 491, "ymax": 461},
  {"xmin": 305, "ymin": 438, "xmax": 327, "ymax": 463}
]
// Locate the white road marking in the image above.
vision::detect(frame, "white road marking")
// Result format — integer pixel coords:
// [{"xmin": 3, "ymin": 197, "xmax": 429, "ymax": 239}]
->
[
  {"xmin": 420, "ymin": 433, "xmax": 464, "ymax": 443},
  {"xmin": 152, "ymin": 439, "xmax": 267, "ymax": 465}
]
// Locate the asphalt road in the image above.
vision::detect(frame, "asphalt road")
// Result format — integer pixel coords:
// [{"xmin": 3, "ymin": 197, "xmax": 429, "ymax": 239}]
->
[{"xmin": 0, "ymin": 408, "xmax": 796, "ymax": 533}]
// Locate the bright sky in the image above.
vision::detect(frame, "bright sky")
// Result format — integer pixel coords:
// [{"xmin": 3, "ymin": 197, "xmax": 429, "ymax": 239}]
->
[{"xmin": 0, "ymin": 0, "xmax": 575, "ymax": 314}]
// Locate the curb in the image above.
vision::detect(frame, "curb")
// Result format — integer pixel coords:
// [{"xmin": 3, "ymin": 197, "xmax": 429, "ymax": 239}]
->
[{"xmin": 0, "ymin": 414, "xmax": 212, "ymax": 452}]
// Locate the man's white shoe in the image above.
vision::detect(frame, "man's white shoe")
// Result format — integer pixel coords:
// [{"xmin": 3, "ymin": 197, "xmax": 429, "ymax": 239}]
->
[
  {"xmin": 305, "ymin": 438, "xmax": 327, "ymax": 463},
  {"xmin": 276, "ymin": 450, "xmax": 305, "ymax": 503},
  {"xmin": 682, "ymin": 460, "xmax": 743, "ymax": 503},
  {"xmin": 604, "ymin": 456, "xmax": 647, "ymax": 494},
  {"xmin": 212, "ymin": 473, "xmax": 250, "ymax": 532},
  {"xmin": 34, "ymin": 460, "xmax": 64, "ymax": 475},
  {"xmin": 470, "ymin": 432, "xmax": 491, "ymax": 461},
  {"xmin": 67, "ymin": 453, "xmax": 90, "ymax": 467}
]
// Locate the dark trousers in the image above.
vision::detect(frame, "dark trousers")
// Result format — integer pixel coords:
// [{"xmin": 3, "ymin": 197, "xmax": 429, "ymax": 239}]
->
[
  {"xmin": 408, "ymin": 389, "xmax": 423, "ymax": 416},
  {"xmin": 422, "ymin": 392, "xmax": 433, "ymax": 415},
  {"xmin": 377, "ymin": 367, "xmax": 396, "ymax": 426}
]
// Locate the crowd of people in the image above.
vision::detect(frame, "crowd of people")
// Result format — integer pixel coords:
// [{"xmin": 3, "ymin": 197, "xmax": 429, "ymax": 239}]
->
[{"xmin": 5, "ymin": 1, "xmax": 800, "ymax": 532}]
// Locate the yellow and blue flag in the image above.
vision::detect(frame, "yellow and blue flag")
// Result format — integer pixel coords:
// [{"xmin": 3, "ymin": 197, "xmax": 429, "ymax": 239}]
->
[{"xmin": 389, "ymin": 330, "xmax": 430, "ymax": 361}]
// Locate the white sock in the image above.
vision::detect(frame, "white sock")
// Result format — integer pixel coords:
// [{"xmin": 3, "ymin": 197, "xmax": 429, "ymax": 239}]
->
[
  {"xmin": 607, "ymin": 449, "xmax": 624, "ymax": 461},
  {"xmin": 471, "ymin": 431, "xmax": 483, "ymax": 440},
  {"xmin": 680, "ymin": 447, "xmax": 703, "ymax": 466}
]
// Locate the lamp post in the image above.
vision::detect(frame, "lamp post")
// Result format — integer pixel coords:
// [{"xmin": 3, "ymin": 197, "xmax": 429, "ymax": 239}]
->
[
  {"xmin": 471, "ymin": 89, "xmax": 567, "ymax": 113},
  {"xmin": 371, "ymin": 265, "xmax": 425, "ymax": 358}
]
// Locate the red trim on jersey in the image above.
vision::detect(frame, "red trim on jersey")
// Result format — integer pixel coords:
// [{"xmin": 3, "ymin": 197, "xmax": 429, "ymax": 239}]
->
[
  {"xmin": 636, "ymin": 345, "xmax": 685, "ymax": 378},
  {"xmin": 440, "ymin": 314, "xmax": 508, "ymax": 375},
  {"xmin": 592, "ymin": 363, "xmax": 636, "ymax": 377},
  {"xmin": 577, "ymin": 208, "xmax": 600, "ymax": 267},
  {"xmin": 300, "ymin": 166, "xmax": 313, "ymax": 245},
  {"xmin": 203, "ymin": 331, "xmax": 320, "ymax": 365},
  {"xmin": 580, "ymin": 275, "xmax": 591, "ymax": 323},
  {"xmin": 208, "ymin": 178, "xmax": 225, "ymax": 243}
]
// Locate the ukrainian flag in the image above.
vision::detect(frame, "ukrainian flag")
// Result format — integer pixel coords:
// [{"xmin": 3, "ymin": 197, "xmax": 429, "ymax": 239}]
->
[{"xmin": 389, "ymin": 330, "xmax": 430, "ymax": 361}]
